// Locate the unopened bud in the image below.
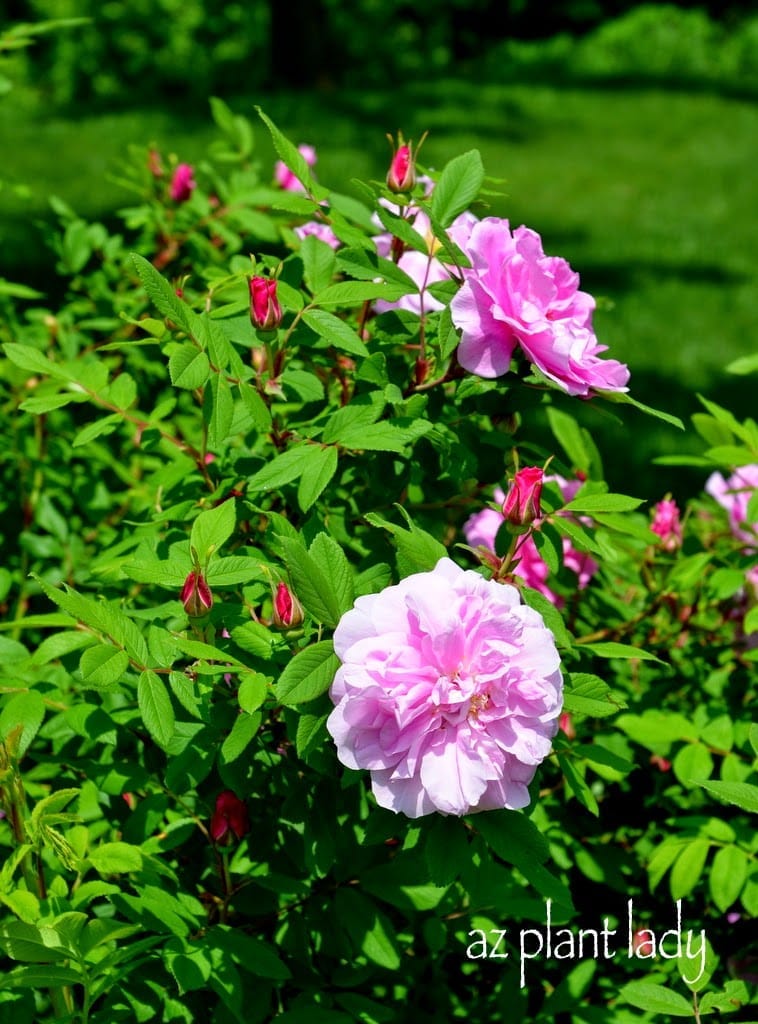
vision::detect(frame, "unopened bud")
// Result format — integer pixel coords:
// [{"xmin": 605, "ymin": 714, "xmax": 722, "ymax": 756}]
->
[
  {"xmin": 170, "ymin": 163, "xmax": 196, "ymax": 203},
  {"xmin": 650, "ymin": 497, "xmax": 683, "ymax": 552},
  {"xmin": 502, "ymin": 466, "xmax": 544, "ymax": 528},
  {"xmin": 386, "ymin": 134, "xmax": 416, "ymax": 193},
  {"xmin": 249, "ymin": 276, "xmax": 282, "ymax": 332},
  {"xmin": 181, "ymin": 570, "xmax": 213, "ymax": 618},
  {"xmin": 272, "ymin": 581, "xmax": 304, "ymax": 629},
  {"xmin": 209, "ymin": 790, "xmax": 250, "ymax": 845}
]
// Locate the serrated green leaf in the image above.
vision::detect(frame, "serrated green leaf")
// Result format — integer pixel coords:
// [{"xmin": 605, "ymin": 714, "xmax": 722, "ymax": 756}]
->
[
  {"xmin": 430, "ymin": 149, "xmax": 484, "ymax": 227},
  {"xmin": 137, "ymin": 670, "xmax": 175, "ymax": 750},
  {"xmin": 621, "ymin": 981, "xmax": 694, "ymax": 1016},
  {"xmin": 297, "ymin": 445, "xmax": 338, "ymax": 511},
  {"xmin": 301, "ymin": 307, "xmax": 369, "ymax": 357},
  {"xmin": 256, "ymin": 108, "xmax": 329, "ymax": 201},
  {"xmin": 237, "ymin": 673, "xmax": 269, "ymax": 714},
  {"xmin": 79, "ymin": 644, "xmax": 130, "ymax": 688},
  {"xmin": 695, "ymin": 780, "xmax": 758, "ymax": 813},
  {"xmin": 247, "ymin": 444, "xmax": 315, "ymax": 493},
  {"xmin": 670, "ymin": 838, "xmax": 710, "ymax": 900},
  {"xmin": 295, "ymin": 710, "xmax": 329, "ymax": 759},
  {"xmin": 314, "ymin": 281, "xmax": 410, "ymax": 306},
  {"xmin": 169, "ymin": 344, "xmax": 210, "ymax": 390},
  {"xmin": 0, "ymin": 921, "xmax": 69, "ymax": 963},
  {"xmin": 335, "ymin": 889, "xmax": 401, "ymax": 970},
  {"xmin": 475, "ymin": 809, "xmax": 550, "ymax": 866},
  {"xmin": 72, "ymin": 413, "xmax": 121, "ymax": 448},
  {"xmin": 190, "ymin": 499, "xmax": 236, "ymax": 562},
  {"xmin": 203, "ymin": 373, "xmax": 234, "ymax": 449},
  {"xmin": 220, "ymin": 712, "xmax": 262, "ymax": 764},
  {"xmin": 308, "ymin": 533, "xmax": 354, "ymax": 618},
  {"xmin": 563, "ymin": 673, "xmax": 626, "ymax": 718},
  {"xmin": 131, "ymin": 253, "xmax": 194, "ymax": 333},
  {"xmin": 579, "ymin": 641, "xmax": 665, "ymax": 664},
  {"xmin": 562, "ymin": 492, "xmax": 643, "ymax": 513},
  {"xmin": 709, "ymin": 845, "xmax": 748, "ymax": 912},
  {"xmin": 276, "ymin": 641, "xmax": 339, "ymax": 705},
  {"xmin": 2, "ymin": 342, "xmax": 72, "ymax": 380},
  {"xmin": 89, "ymin": 841, "xmax": 143, "ymax": 875},
  {"xmin": 0, "ymin": 691, "xmax": 45, "ymax": 758},
  {"xmin": 301, "ymin": 233, "xmax": 337, "ymax": 294}
]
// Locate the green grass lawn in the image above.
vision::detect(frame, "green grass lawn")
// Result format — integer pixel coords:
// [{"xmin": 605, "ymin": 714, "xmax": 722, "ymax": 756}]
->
[{"xmin": 2, "ymin": 77, "xmax": 756, "ymax": 498}]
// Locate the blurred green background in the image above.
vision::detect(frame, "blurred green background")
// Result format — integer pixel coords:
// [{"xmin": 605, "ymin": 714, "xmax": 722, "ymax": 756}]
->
[{"xmin": 1, "ymin": 0, "xmax": 757, "ymax": 500}]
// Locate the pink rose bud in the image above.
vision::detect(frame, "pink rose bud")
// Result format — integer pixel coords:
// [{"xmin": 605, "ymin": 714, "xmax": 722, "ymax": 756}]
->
[
  {"xmin": 181, "ymin": 570, "xmax": 213, "ymax": 618},
  {"xmin": 249, "ymin": 276, "xmax": 282, "ymax": 332},
  {"xmin": 148, "ymin": 148, "xmax": 164, "ymax": 178},
  {"xmin": 650, "ymin": 754, "xmax": 672, "ymax": 773},
  {"xmin": 272, "ymin": 581, "xmax": 304, "ymax": 629},
  {"xmin": 209, "ymin": 790, "xmax": 250, "ymax": 845},
  {"xmin": 651, "ymin": 497, "xmax": 683, "ymax": 551},
  {"xmin": 559, "ymin": 712, "xmax": 576, "ymax": 740},
  {"xmin": 502, "ymin": 466, "xmax": 544, "ymax": 528},
  {"xmin": 631, "ymin": 929, "xmax": 655, "ymax": 957},
  {"xmin": 170, "ymin": 163, "xmax": 196, "ymax": 203},
  {"xmin": 386, "ymin": 135, "xmax": 416, "ymax": 193}
]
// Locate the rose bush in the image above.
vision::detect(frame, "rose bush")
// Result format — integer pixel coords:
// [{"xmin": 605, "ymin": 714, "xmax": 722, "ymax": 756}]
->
[{"xmin": 0, "ymin": 97, "xmax": 755, "ymax": 1023}]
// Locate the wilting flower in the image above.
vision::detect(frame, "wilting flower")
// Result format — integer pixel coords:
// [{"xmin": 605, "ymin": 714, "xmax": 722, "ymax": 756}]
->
[
  {"xmin": 502, "ymin": 466, "xmax": 544, "ymax": 528},
  {"xmin": 450, "ymin": 218, "xmax": 630, "ymax": 396},
  {"xmin": 170, "ymin": 163, "xmax": 196, "ymax": 203},
  {"xmin": 705, "ymin": 465, "xmax": 758, "ymax": 549},
  {"xmin": 463, "ymin": 478, "xmax": 598, "ymax": 605},
  {"xmin": 249, "ymin": 276, "xmax": 282, "ymax": 331},
  {"xmin": 651, "ymin": 497, "xmax": 683, "ymax": 551},
  {"xmin": 209, "ymin": 790, "xmax": 250, "ymax": 844},
  {"xmin": 272, "ymin": 581, "xmax": 304, "ymax": 629},
  {"xmin": 181, "ymin": 570, "xmax": 213, "ymax": 617},
  {"xmin": 327, "ymin": 557, "xmax": 563, "ymax": 818},
  {"xmin": 274, "ymin": 143, "xmax": 317, "ymax": 192},
  {"xmin": 294, "ymin": 220, "xmax": 340, "ymax": 250},
  {"xmin": 386, "ymin": 134, "xmax": 416, "ymax": 193}
]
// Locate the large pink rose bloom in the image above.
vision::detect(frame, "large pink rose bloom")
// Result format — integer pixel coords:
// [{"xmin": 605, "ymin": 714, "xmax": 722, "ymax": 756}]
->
[
  {"xmin": 327, "ymin": 557, "xmax": 563, "ymax": 818},
  {"xmin": 705, "ymin": 465, "xmax": 758, "ymax": 549},
  {"xmin": 464, "ymin": 481, "xmax": 598, "ymax": 605},
  {"xmin": 450, "ymin": 218, "xmax": 630, "ymax": 396}
]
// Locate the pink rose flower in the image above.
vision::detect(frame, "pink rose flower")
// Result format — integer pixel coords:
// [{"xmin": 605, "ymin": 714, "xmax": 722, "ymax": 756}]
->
[
  {"xmin": 705, "ymin": 465, "xmax": 758, "ymax": 549},
  {"xmin": 502, "ymin": 466, "xmax": 544, "ymax": 527},
  {"xmin": 327, "ymin": 557, "xmax": 563, "ymax": 817},
  {"xmin": 463, "ymin": 479, "xmax": 599, "ymax": 605},
  {"xmin": 274, "ymin": 143, "xmax": 317, "ymax": 192},
  {"xmin": 450, "ymin": 218, "xmax": 630, "ymax": 396},
  {"xmin": 249, "ymin": 276, "xmax": 282, "ymax": 331},
  {"xmin": 294, "ymin": 220, "xmax": 340, "ymax": 249},
  {"xmin": 170, "ymin": 163, "xmax": 196, "ymax": 203},
  {"xmin": 373, "ymin": 208, "xmax": 478, "ymax": 316},
  {"xmin": 651, "ymin": 497, "xmax": 683, "ymax": 551}
]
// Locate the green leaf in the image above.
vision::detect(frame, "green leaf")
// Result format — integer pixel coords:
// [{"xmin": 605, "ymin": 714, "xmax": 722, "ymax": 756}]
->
[
  {"xmin": 601, "ymin": 391, "xmax": 685, "ymax": 429},
  {"xmin": 0, "ymin": 921, "xmax": 70, "ymax": 963},
  {"xmin": 137, "ymin": 670, "xmax": 176, "ymax": 751},
  {"xmin": 279, "ymin": 538, "xmax": 344, "ymax": 627},
  {"xmin": 475, "ymin": 810, "xmax": 550, "ymax": 866},
  {"xmin": 562, "ymin": 492, "xmax": 644, "ymax": 513},
  {"xmin": 314, "ymin": 281, "xmax": 410, "ymax": 306},
  {"xmin": 297, "ymin": 445, "xmax": 338, "ymax": 512},
  {"xmin": 168, "ymin": 344, "xmax": 210, "ymax": 390},
  {"xmin": 295, "ymin": 710, "xmax": 329, "ymax": 760},
  {"xmin": 726, "ymin": 352, "xmax": 758, "ymax": 375},
  {"xmin": 563, "ymin": 673, "xmax": 626, "ymax": 718},
  {"xmin": 72, "ymin": 413, "xmax": 121, "ymax": 448},
  {"xmin": 338, "ymin": 419, "xmax": 432, "ymax": 453},
  {"xmin": 335, "ymin": 889, "xmax": 401, "ymax": 970},
  {"xmin": 2, "ymin": 342, "xmax": 72, "ymax": 381},
  {"xmin": 231, "ymin": 622, "xmax": 275, "ymax": 660},
  {"xmin": 546, "ymin": 407, "xmax": 591, "ymax": 473},
  {"xmin": 219, "ymin": 712, "xmax": 262, "ymax": 764},
  {"xmin": 89, "ymin": 841, "xmax": 143, "ymax": 875},
  {"xmin": 621, "ymin": 981, "xmax": 695, "ymax": 1017},
  {"xmin": 673, "ymin": 744, "xmax": 714, "ymax": 787},
  {"xmin": 79, "ymin": 644, "xmax": 130, "ymax": 688},
  {"xmin": 190, "ymin": 499, "xmax": 236, "ymax": 562},
  {"xmin": 579, "ymin": 641, "xmax": 666, "ymax": 664},
  {"xmin": 364, "ymin": 508, "xmax": 447, "ymax": 577},
  {"xmin": 520, "ymin": 585, "xmax": 574, "ymax": 650},
  {"xmin": 237, "ymin": 673, "xmax": 269, "ymax": 714},
  {"xmin": 131, "ymin": 253, "xmax": 194, "ymax": 333},
  {"xmin": 240, "ymin": 383, "xmax": 272, "ymax": 432},
  {"xmin": 247, "ymin": 444, "xmax": 315, "ymax": 493},
  {"xmin": 695, "ymin": 780, "xmax": 758, "ymax": 814},
  {"xmin": 670, "ymin": 838, "xmax": 710, "ymax": 900},
  {"xmin": 203, "ymin": 373, "xmax": 234, "ymax": 450},
  {"xmin": 557, "ymin": 752, "xmax": 599, "ymax": 815},
  {"xmin": 430, "ymin": 149, "xmax": 484, "ymax": 227},
  {"xmin": 301, "ymin": 308, "xmax": 369, "ymax": 357},
  {"xmin": 709, "ymin": 845, "xmax": 748, "ymax": 912},
  {"xmin": 0, "ymin": 964, "xmax": 82, "ymax": 989},
  {"xmin": 256, "ymin": 108, "xmax": 329, "ymax": 201},
  {"xmin": 276, "ymin": 641, "xmax": 340, "ymax": 706},
  {"xmin": 0, "ymin": 691, "xmax": 45, "ymax": 758},
  {"xmin": 207, "ymin": 556, "xmax": 267, "ymax": 586},
  {"xmin": 308, "ymin": 533, "xmax": 355, "ymax": 618},
  {"xmin": 301, "ymin": 233, "xmax": 337, "ymax": 294}
]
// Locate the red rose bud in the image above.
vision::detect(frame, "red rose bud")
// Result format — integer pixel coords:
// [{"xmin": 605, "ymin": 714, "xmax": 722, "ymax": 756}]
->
[
  {"xmin": 272, "ymin": 581, "xmax": 304, "ymax": 629},
  {"xmin": 386, "ymin": 135, "xmax": 416, "ymax": 193},
  {"xmin": 170, "ymin": 162, "xmax": 196, "ymax": 202},
  {"xmin": 559, "ymin": 712, "xmax": 576, "ymax": 740},
  {"xmin": 181, "ymin": 570, "xmax": 213, "ymax": 618},
  {"xmin": 249, "ymin": 276, "xmax": 282, "ymax": 331},
  {"xmin": 502, "ymin": 466, "xmax": 544, "ymax": 528},
  {"xmin": 209, "ymin": 790, "xmax": 250, "ymax": 845}
]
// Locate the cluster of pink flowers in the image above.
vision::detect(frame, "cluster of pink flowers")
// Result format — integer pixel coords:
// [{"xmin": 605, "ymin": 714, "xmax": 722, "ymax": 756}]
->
[
  {"xmin": 464, "ymin": 476, "xmax": 598, "ymax": 606},
  {"xmin": 275, "ymin": 143, "xmax": 317, "ymax": 192},
  {"xmin": 650, "ymin": 498, "xmax": 683, "ymax": 551},
  {"xmin": 705, "ymin": 465, "xmax": 758, "ymax": 549},
  {"xmin": 327, "ymin": 558, "xmax": 563, "ymax": 817},
  {"xmin": 450, "ymin": 219, "xmax": 630, "ymax": 397}
]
